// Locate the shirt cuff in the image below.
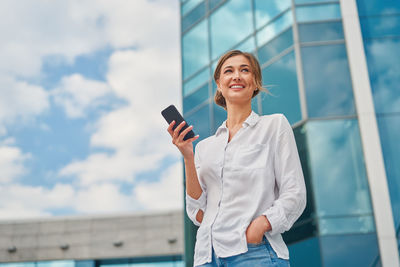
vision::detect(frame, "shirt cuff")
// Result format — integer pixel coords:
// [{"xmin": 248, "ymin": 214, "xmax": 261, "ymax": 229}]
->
[
  {"xmin": 186, "ymin": 191, "xmax": 207, "ymax": 226},
  {"xmin": 263, "ymin": 207, "xmax": 285, "ymax": 236}
]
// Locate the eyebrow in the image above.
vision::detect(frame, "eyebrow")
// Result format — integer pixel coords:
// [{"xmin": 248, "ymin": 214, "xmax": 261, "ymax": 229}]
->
[{"xmin": 223, "ymin": 64, "xmax": 250, "ymax": 70}]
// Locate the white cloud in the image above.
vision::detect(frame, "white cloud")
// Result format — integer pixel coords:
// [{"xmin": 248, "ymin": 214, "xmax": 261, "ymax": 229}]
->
[
  {"xmin": 0, "ymin": 0, "xmax": 183, "ymax": 218},
  {"xmin": 0, "ymin": 184, "xmax": 75, "ymax": 219},
  {"xmin": 134, "ymin": 161, "xmax": 183, "ymax": 211},
  {"xmin": 52, "ymin": 74, "xmax": 112, "ymax": 118},
  {"xmin": 0, "ymin": 144, "xmax": 30, "ymax": 183},
  {"xmin": 0, "ymin": 0, "xmax": 179, "ymax": 78},
  {"xmin": 0, "ymin": 76, "xmax": 49, "ymax": 133},
  {"xmin": 59, "ymin": 150, "xmax": 165, "ymax": 186},
  {"xmin": 73, "ymin": 183, "xmax": 137, "ymax": 214}
]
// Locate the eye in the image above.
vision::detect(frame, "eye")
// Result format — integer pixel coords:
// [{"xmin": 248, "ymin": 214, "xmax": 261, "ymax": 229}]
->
[
  {"xmin": 224, "ymin": 69, "xmax": 233, "ymax": 74},
  {"xmin": 241, "ymin": 68, "xmax": 250, "ymax": 72}
]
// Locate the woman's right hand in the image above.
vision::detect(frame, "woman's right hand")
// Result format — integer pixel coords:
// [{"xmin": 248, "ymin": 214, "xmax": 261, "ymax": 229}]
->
[{"xmin": 167, "ymin": 121, "xmax": 199, "ymax": 159}]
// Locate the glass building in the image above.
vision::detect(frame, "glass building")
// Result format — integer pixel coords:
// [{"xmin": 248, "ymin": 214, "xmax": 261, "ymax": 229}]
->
[{"xmin": 180, "ymin": 0, "xmax": 400, "ymax": 266}]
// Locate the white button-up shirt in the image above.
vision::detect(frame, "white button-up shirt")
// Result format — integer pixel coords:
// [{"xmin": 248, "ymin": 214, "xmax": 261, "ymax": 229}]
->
[{"xmin": 186, "ymin": 111, "xmax": 306, "ymax": 267}]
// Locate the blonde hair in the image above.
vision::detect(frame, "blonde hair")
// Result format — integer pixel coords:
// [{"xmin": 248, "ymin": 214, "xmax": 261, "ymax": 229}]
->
[{"xmin": 214, "ymin": 50, "xmax": 267, "ymax": 109}]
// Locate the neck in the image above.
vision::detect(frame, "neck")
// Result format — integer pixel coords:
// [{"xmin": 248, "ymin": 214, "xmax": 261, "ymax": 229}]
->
[{"xmin": 226, "ymin": 102, "xmax": 252, "ymax": 129}]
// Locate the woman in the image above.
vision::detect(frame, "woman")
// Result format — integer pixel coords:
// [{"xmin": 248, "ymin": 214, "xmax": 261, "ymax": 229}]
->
[{"xmin": 168, "ymin": 50, "xmax": 306, "ymax": 267}]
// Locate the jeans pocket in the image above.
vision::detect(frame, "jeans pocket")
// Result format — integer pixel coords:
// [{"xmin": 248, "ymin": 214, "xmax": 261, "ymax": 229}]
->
[{"xmin": 247, "ymin": 236, "xmax": 267, "ymax": 248}]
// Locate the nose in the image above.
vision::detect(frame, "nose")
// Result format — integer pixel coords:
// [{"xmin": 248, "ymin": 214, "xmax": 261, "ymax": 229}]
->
[{"xmin": 233, "ymin": 70, "xmax": 241, "ymax": 80}]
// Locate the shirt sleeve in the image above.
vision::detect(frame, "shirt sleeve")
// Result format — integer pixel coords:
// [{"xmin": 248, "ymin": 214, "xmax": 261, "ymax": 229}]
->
[
  {"xmin": 263, "ymin": 115, "xmax": 307, "ymax": 235},
  {"xmin": 185, "ymin": 143, "xmax": 207, "ymax": 227}
]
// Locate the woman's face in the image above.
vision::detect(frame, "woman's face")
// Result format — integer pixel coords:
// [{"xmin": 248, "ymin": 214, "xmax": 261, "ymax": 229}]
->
[{"xmin": 216, "ymin": 55, "xmax": 256, "ymax": 107}]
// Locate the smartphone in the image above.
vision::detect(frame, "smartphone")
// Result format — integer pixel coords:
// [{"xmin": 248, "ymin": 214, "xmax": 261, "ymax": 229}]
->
[{"xmin": 161, "ymin": 105, "xmax": 195, "ymax": 141}]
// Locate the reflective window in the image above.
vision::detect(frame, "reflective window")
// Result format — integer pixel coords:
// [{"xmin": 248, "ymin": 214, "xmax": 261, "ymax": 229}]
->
[
  {"xmin": 256, "ymin": 10, "xmax": 293, "ymax": 47},
  {"xmin": 182, "ymin": 19, "xmax": 209, "ymax": 80},
  {"xmin": 319, "ymin": 216, "xmax": 374, "ymax": 235},
  {"xmin": 181, "ymin": 1, "xmax": 206, "ymax": 33},
  {"xmin": 306, "ymin": 119, "xmax": 373, "ymax": 234},
  {"xmin": 360, "ymin": 15, "xmax": 400, "ymax": 39},
  {"xmin": 261, "ymin": 51, "xmax": 301, "ymax": 124},
  {"xmin": 234, "ymin": 36, "xmax": 256, "ymax": 54},
  {"xmin": 296, "ymin": 4, "xmax": 341, "ymax": 23},
  {"xmin": 254, "ymin": 0, "xmax": 291, "ymax": 29},
  {"xmin": 377, "ymin": 114, "xmax": 400, "ymax": 230},
  {"xmin": 37, "ymin": 262, "xmax": 75, "ymax": 267},
  {"xmin": 257, "ymin": 28, "xmax": 293, "ymax": 65},
  {"xmin": 364, "ymin": 38, "xmax": 400, "ymax": 114},
  {"xmin": 210, "ymin": 1, "xmax": 253, "ymax": 60},
  {"xmin": 212, "ymin": 102, "xmax": 226, "ymax": 132},
  {"xmin": 356, "ymin": 0, "xmax": 400, "ymax": 16},
  {"xmin": 320, "ymin": 234, "xmax": 379, "ymax": 267},
  {"xmin": 299, "ymin": 21, "xmax": 344, "ymax": 43},
  {"xmin": 183, "ymin": 67, "xmax": 210, "ymax": 96},
  {"xmin": 295, "ymin": 0, "xmax": 335, "ymax": 3},
  {"xmin": 301, "ymin": 44, "xmax": 355, "ymax": 118},
  {"xmin": 209, "ymin": 0, "xmax": 225, "ymax": 11},
  {"xmin": 181, "ymin": 0, "xmax": 203, "ymax": 16},
  {"xmin": 288, "ymin": 237, "xmax": 322, "ymax": 267},
  {"xmin": 186, "ymin": 103, "xmax": 211, "ymax": 142},
  {"xmin": 183, "ymin": 83, "xmax": 209, "ymax": 113}
]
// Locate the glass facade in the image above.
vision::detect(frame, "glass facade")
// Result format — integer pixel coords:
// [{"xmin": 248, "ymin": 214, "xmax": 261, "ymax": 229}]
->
[{"xmin": 180, "ymin": 0, "xmax": 399, "ymax": 266}]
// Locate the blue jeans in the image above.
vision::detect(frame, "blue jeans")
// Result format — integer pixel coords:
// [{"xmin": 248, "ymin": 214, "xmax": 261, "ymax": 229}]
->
[{"xmin": 197, "ymin": 237, "xmax": 290, "ymax": 267}]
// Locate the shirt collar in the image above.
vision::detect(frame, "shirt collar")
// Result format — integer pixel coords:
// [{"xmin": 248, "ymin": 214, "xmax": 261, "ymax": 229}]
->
[{"xmin": 215, "ymin": 111, "xmax": 260, "ymax": 136}]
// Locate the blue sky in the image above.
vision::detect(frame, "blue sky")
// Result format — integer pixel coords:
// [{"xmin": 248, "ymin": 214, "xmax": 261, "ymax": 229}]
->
[{"xmin": 0, "ymin": 0, "xmax": 183, "ymax": 219}]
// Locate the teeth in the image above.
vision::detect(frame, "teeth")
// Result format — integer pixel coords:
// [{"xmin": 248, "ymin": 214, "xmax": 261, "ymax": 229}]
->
[{"xmin": 230, "ymin": 85, "xmax": 244, "ymax": 88}]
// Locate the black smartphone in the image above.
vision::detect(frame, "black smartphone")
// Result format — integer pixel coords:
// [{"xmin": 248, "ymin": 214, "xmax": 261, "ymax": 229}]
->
[{"xmin": 161, "ymin": 105, "xmax": 195, "ymax": 141}]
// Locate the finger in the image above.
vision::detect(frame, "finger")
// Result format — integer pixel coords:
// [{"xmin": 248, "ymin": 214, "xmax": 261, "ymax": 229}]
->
[
  {"xmin": 178, "ymin": 125, "xmax": 193, "ymax": 141},
  {"xmin": 173, "ymin": 121, "xmax": 186, "ymax": 138},
  {"xmin": 183, "ymin": 135, "xmax": 199, "ymax": 145},
  {"xmin": 167, "ymin": 121, "xmax": 176, "ymax": 136}
]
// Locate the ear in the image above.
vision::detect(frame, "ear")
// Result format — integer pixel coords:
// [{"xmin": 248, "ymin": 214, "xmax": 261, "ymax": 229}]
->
[{"xmin": 216, "ymin": 80, "xmax": 221, "ymax": 91}]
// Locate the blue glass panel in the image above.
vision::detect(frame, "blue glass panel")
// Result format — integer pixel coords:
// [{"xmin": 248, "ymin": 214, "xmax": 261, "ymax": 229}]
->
[
  {"xmin": 210, "ymin": 1, "xmax": 253, "ymax": 60},
  {"xmin": 37, "ymin": 261, "xmax": 75, "ymax": 267},
  {"xmin": 296, "ymin": 4, "xmax": 341, "ymax": 23},
  {"xmin": 234, "ymin": 36, "xmax": 256, "ymax": 53},
  {"xmin": 182, "ymin": 0, "xmax": 203, "ymax": 16},
  {"xmin": 257, "ymin": 10, "xmax": 293, "ymax": 47},
  {"xmin": 377, "ymin": 114, "xmax": 400, "ymax": 230},
  {"xmin": 261, "ymin": 51, "xmax": 301, "ymax": 124},
  {"xmin": 360, "ymin": 15, "xmax": 400, "ymax": 39},
  {"xmin": 301, "ymin": 44, "xmax": 355, "ymax": 117},
  {"xmin": 356, "ymin": 0, "xmax": 400, "ymax": 16},
  {"xmin": 299, "ymin": 21, "xmax": 344, "ymax": 43},
  {"xmin": 181, "ymin": 1, "xmax": 206, "ymax": 33},
  {"xmin": 183, "ymin": 83, "xmax": 209, "ymax": 113},
  {"xmin": 306, "ymin": 119, "xmax": 373, "ymax": 234},
  {"xmin": 212, "ymin": 102, "xmax": 226, "ymax": 132},
  {"xmin": 320, "ymin": 234, "xmax": 379, "ymax": 267},
  {"xmin": 254, "ymin": 0, "xmax": 291, "ymax": 29},
  {"xmin": 319, "ymin": 215, "xmax": 374, "ymax": 235},
  {"xmin": 296, "ymin": 0, "xmax": 334, "ymax": 3},
  {"xmin": 182, "ymin": 20, "xmax": 209, "ymax": 80},
  {"xmin": 288, "ymin": 237, "xmax": 322, "ymax": 267},
  {"xmin": 257, "ymin": 28, "xmax": 293, "ymax": 64},
  {"xmin": 209, "ymin": 0, "xmax": 225, "ymax": 11},
  {"xmin": 251, "ymin": 95, "xmax": 259, "ymax": 114},
  {"xmin": 183, "ymin": 67, "xmax": 210, "ymax": 96},
  {"xmin": 364, "ymin": 38, "xmax": 400, "ymax": 113},
  {"xmin": 186, "ymin": 103, "xmax": 211, "ymax": 142}
]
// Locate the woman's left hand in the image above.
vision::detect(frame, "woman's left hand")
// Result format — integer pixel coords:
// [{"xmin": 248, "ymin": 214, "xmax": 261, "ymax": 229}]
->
[{"xmin": 246, "ymin": 215, "xmax": 272, "ymax": 244}]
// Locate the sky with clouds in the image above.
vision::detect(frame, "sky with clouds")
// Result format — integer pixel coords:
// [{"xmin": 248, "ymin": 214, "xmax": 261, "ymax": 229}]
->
[{"xmin": 0, "ymin": 0, "xmax": 183, "ymax": 220}]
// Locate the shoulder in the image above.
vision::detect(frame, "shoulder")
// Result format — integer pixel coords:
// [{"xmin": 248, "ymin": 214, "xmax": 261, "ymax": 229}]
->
[
  {"xmin": 258, "ymin": 113, "xmax": 291, "ymax": 133},
  {"xmin": 194, "ymin": 134, "xmax": 216, "ymax": 154}
]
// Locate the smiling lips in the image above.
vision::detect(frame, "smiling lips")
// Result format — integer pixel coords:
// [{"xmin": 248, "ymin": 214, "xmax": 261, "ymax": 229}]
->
[{"xmin": 229, "ymin": 84, "xmax": 245, "ymax": 89}]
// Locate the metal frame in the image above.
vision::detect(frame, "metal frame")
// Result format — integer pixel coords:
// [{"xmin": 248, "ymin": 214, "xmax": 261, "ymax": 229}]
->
[{"xmin": 339, "ymin": 0, "xmax": 400, "ymax": 266}]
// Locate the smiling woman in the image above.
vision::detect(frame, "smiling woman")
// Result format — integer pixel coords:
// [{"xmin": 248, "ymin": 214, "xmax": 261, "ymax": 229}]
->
[{"xmin": 167, "ymin": 50, "xmax": 306, "ymax": 267}]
